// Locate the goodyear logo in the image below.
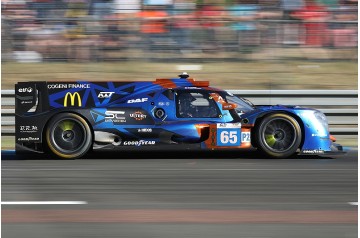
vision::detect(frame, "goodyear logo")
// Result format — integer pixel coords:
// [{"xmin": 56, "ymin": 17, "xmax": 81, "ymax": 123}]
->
[{"xmin": 64, "ymin": 92, "xmax": 82, "ymax": 107}]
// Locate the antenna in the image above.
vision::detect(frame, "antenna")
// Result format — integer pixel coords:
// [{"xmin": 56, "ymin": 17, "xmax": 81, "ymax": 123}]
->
[{"xmin": 178, "ymin": 72, "xmax": 189, "ymax": 79}]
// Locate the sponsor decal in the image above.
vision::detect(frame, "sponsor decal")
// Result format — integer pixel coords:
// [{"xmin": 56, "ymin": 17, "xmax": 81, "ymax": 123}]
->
[
  {"xmin": 98, "ymin": 92, "xmax": 115, "ymax": 98},
  {"xmin": 48, "ymin": 84, "xmax": 67, "ymax": 89},
  {"xmin": 130, "ymin": 111, "xmax": 147, "ymax": 121},
  {"xmin": 105, "ymin": 111, "xmax": 126, "ymax": 123},
  {"xmin": 64, "ymin": 92, "xmax": 82, "ymax": 107},
  {"xmin": 312, "ymin": 133, "xmax": 328, "ymax": 137},
  {"xmin": 67, "ymin": 83, "xmax": 90, "ymax": 89},
  {"xmin": 217, "ymin": 129, "xmax": 241, "ymax": 146},
  {"xmin": 223, "ymin": 104, "xmax": 233, "ymax": 110},
  {"xmin": 20, "ymin": 126, "xmax": 38, "ymax": 133},
  {"xmin": 16, "ymin": 95, "xmax": 33, "ymax": 101},
  {"xmin": 127, "ymin": 98, "xmax": 148, "ymax": 104},
  {"xmin": 123, "ymin": 140, "xmax": 155, "ymax": 146},
  {"xmin": 48, "ymin": 83, "xmax": 90, "ymax": 89},
  {"xmin": 217, "ymin": 123, "xmax": 241, "ymax": 128},
  {"xmin": 18, "ymin": 87, "xmax": 33, "ymax": 93},
  {"xmin": 158, "ymin": 102, "xmax": 170, "ymax": 106},
  {"xmin": 20, "ymin": 98, "xmax": 34, "ymax": 105},
  {"xmin": 137, "ymin": 128, "xmax": 152, "ymax": 133},
  {"xmin": 17, "ymin": 137, "xmax": 40, "ymax": 142},
  {"xmin": 302, "ymin": 149, "xmax": 325, "ymax": 154},
  {"xmin": 217, "ymin": 123, "xmax": 242, "ymax": 146},
  {"xmin": 241, "ymin": 132, "xmax": 251, "ymax": 142}
]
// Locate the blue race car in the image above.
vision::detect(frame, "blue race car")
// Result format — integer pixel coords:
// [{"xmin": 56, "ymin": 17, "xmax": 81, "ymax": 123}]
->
[{"xmin": 15, "ymin": 73, "xmax": 344, "ymax": 159}]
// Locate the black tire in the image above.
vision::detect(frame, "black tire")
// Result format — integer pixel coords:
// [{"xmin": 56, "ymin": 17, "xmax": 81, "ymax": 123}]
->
[
  {"xmin": 45, "ymin": 113, "xmax": 92, "ymax": 159},
  {"xmin": 255, "ymin": 113, "xmax": 302, "ymax": 158}
]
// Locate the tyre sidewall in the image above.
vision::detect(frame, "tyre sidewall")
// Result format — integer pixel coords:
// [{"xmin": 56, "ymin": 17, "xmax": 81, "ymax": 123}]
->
[
  {"xmin": 45, "ymin": 113, "xmax": 92, "ymax": 159},
  {"xmin": 256, "ymin": 113, "xmax": 302, "ymax": 158}
]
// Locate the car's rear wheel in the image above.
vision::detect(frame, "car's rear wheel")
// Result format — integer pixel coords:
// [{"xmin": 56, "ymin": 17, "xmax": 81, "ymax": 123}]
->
[
  {"xmin": 255, "ymin": 113, "xmax": 302, "ymax": 158},
  {"xmin": 45, "ymin": 113, "xmax": 92, "ymax": 159}
]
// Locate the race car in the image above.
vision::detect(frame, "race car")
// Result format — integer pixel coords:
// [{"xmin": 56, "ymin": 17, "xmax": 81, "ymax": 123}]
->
[{"xmin": 15, "ymin": 73, "xmax": 344, "ymax": 159}]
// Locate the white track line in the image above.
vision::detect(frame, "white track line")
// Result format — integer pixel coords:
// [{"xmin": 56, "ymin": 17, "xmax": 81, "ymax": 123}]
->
[
  {"xmin": 348, "ymin": 202, "xmax": 358, "ymax": 206},
  {"xmin": 1, "ymin": 201, "xmax": 88, "ymax": 205}
]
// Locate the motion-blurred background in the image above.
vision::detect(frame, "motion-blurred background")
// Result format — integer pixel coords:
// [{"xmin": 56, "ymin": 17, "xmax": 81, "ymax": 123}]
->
[
  {"xmin": 1, "ymin": 2, "xmax": 358, "ymax": 237},
  {"xmin": 1, "ymin": 0, "xmax": 358, "ymax": 90}
]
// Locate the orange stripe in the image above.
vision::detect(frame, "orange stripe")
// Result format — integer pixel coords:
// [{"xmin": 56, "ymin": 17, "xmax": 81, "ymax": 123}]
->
[
  {"xmin": 186, "ymin": 79, "xmax": 209, "ymax": 87},
  {"xmin": 154, "ymin": 79, "xmax": 177, "ymax": 88}
]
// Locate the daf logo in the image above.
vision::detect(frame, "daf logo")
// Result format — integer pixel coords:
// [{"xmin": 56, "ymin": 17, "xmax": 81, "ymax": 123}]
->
[
  {"xmin": 98, "ymin": 92, "xmax": 115, "ymax": 98},
  {"xmin": 18, "ymin": 87, "xmax": 33, "ymax": 93},
  {"xmin": 127, "ymin": 98, "xmax": 148, "ymax": 104},
  {"xmin": 64, "ymin": 92, "xmax": 82, "ymax": 107}
]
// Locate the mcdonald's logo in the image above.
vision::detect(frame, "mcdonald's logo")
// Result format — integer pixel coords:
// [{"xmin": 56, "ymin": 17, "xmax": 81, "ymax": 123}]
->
[{"xmin": 64, "ymin": 92, "xmax": 82, "ymax": 107}]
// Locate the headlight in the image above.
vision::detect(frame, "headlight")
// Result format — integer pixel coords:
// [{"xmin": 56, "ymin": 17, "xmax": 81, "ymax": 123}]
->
[{"xmin": 314, "ymin": 111, "xmax": 329, "ymax": 131}]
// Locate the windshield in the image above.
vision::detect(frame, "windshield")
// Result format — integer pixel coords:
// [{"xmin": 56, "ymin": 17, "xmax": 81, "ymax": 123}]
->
[{"xmin": 223, "ymin": 93, "xmax": 255, "ymax": 115}]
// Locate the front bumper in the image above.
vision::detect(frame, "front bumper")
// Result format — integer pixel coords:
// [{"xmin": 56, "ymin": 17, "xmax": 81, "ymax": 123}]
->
[
  {"xmin": 300, "ymin": 142, "xmax": 346, "ymax": 155},
  {"xmin": 324, "ymin": 142, "xmax": 347, "ymax": 155}
]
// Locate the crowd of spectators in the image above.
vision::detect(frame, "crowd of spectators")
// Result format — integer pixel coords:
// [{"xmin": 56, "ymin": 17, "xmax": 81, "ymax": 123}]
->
[{"xmin": 2, "ymin": 0, "xmax": 358, "ymax": 62}]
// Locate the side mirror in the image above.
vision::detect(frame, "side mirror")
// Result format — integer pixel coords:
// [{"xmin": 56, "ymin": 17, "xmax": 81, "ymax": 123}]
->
[
  {"xmin": 210, "ymin": 93, "xmax": 237, "ymax": 110},
  {"xmin": 222, "ymin": 103, "xmax": 237, "ymax": 110}
]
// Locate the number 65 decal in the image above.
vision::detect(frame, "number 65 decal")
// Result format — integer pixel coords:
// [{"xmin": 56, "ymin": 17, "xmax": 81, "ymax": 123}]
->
[{"xmin": 217, "ymin": 129, "xmax": 241, "ymax": 146}]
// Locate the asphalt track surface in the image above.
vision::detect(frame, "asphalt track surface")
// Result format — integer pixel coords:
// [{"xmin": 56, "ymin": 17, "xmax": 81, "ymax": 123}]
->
[{"xmin": 2, "ymin": 149, "xmax": 358, "ymax": 238}]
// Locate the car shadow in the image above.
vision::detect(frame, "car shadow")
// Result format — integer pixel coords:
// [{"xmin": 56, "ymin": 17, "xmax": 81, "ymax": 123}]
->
[{"xmin": 1, "ymin": 149, "xmax": 335, "ymax": 160}]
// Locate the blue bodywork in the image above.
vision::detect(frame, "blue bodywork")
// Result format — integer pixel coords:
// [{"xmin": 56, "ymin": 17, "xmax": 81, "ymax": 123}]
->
[
  {"xmin": 241, "ymin": 105, "xmax": 338, "ymax": 154},
  {"xmin": 15, "ymin": 78, "xmax": 344, "ymax": 157}
]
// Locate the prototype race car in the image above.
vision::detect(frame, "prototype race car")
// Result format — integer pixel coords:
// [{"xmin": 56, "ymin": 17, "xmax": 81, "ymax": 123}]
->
[{"xmin": 15, "ymin": 73, "xmax": 344, "ymax": 159}]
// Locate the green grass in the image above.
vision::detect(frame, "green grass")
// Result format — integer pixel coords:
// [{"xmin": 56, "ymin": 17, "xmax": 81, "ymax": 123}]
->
[
  {"xmin": 2, "ymin": 61, "xmax": 357, "ymax": 90},
  {"xmin": 2, "ymin": 137, "xmax": 14, "ymax": 149}
]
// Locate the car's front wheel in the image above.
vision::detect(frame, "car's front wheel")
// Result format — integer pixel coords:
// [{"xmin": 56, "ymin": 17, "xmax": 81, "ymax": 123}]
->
[
  {"xmin": 255, "ymin": 113, "xmax": 302, "ymax": 158},
  {"xmin": 45, "ymin": 113, "xmax": 92, "ymax": 159}
]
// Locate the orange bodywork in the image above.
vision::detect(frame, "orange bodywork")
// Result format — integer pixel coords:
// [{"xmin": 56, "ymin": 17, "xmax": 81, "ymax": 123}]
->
[
  {"xmin": 198, "ymin": 124, "xmax": 252, "ymax": 150},
  {"xmin": 154, "ymin": 79, "xmax": 177, "ymax": 88},
  {"xmin": 154, "ymin": 78, "xmax": 210, "ymax": 89}
]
